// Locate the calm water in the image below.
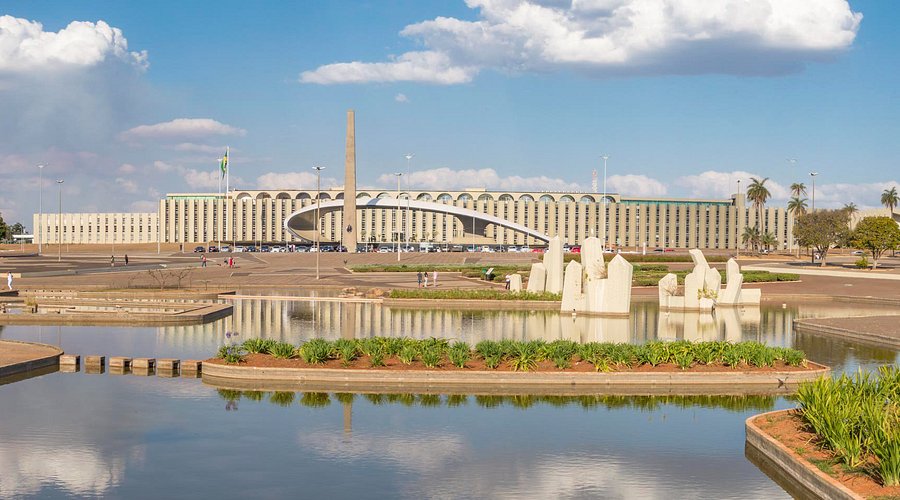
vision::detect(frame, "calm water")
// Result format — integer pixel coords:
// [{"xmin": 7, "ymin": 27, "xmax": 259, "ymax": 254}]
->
[{"xmin": 1, "ymin": 299, "xmax": 897, "ymax": 499}]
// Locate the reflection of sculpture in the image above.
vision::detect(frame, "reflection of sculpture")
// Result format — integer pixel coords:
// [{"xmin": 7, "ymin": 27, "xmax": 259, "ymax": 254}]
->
[
  {"xmin": 658, "ymin": 250, "xmax": 760, "ymax": 311},
  {"xmin": 559, "ymin": 237, "xmax": 632, "ymax": 315}
]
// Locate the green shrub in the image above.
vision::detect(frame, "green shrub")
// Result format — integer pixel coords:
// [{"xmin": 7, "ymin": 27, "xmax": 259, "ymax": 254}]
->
[
  {"xmin": 855, "ymin": 256, "xmax": 870, "ymax": 269},
  {"xmin": 242, "ymin": 338, "xmax": 277, "ymax": 354},
  {"xmin": 420, "ymin": 346, "xmax": 443, "ymax": 368},
  {"xmin": 448, "ymin": 341, "xmax": 471, "ymax": 368},
  {"xmin": 334, "ymin": 339, "xmax": 359, "ymax": 365},
  {"xmin": 398, "ymin": 345, "xmax": 418, "ymax": 365},
  {"xmin": 269, "ymin": 341, "xmax": 297, "ymax": 359},
  {"xmin": 299, "ymin": 339, "xmax": 332, "ymax": 364}
]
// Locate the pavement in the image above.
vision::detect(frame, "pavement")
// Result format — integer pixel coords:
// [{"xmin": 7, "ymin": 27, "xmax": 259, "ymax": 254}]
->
[{"xmin": 0, "ymin": 340, "xmax": 61, "ymax": 374}]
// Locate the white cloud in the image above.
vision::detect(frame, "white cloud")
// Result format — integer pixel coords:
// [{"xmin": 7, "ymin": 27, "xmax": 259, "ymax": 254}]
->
[
  {"xmin": 394, "ymin": 93, "xmax": 409, "ymax": 103},
  {"xmin": 117, "ymin": 163, "xmax": 137, "ymax": 174},
  {"xmin": 153, "ymin": 160, "xmax": 177, "ymax": 172},
  {"xmin": 607, "ymin": 174, "xmax": 667, "ymax": 197},
  {"xmin": 301, "ymin": 0, "xmax": 861, "ymax": 84},
  {"xmin": 301, "ymin": 51, "xmax": 477, "ymax": 85},
  {"xmin": 119, "ymin": 119, "xmax": 245, "ymax": 143},
  {"xmin": 128, "ymin": 200, "xmax": 157, "ymax": 212},
  {"xmin": 0, "ymin": 16, "xmax": 147, "ymax": 72},
  {"xmin": 813, "ymin": 180, "xmax": 900, "ymax": 210},
  {"xmin": 255, "ymin": 171, "xmax": 340, "ymax": 190},
  {"xmin": 674, "ymin": 170, "xmax": 790, "ymax": 200},
  {"xmin": 114, "ymin": 177, "xmax": 138, "ymax": 193},
  {"xmin": 377, "ymin": 167, "xmax": 583, "ymax": 192}
]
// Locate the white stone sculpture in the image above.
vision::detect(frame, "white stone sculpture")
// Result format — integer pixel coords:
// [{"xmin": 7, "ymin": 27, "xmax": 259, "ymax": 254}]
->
[
  {"xmin": 509, "ymin": 273, "xmax": 523, "ymax": 292},
  {"xmin": 543, "ymin": 236, "xmax": 564, "ymax": 294},
  {"xmin": 659, "ymin": 251, "xmax": 761, "ymax": 311},
  {"xmin": 526, "ymin": 263, "xmax": 546, "ymax": 293},
  {"xmin": 559, "ymin": 238, "xmax": 632, "ymax": 315}
]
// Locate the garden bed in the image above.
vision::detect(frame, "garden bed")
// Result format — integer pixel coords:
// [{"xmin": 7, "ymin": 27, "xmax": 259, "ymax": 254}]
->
[{"xmin": 750, "ymin": 409, "xmax": 899, "ymax": 499}]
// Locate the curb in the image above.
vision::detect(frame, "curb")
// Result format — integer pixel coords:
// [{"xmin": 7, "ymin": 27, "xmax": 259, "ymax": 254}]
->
[
  {"xmin": 793, "ymin": 320, "xmax": 900, "ymax": 349},
  {"xmin": 201, "ymin": 361, "xmax": 829, "ymax": 393},
  {"xmin": 0, "ymin": 340, "xmax": 63, "ymax": 379},
  {"xmin": 745, "ymin": 409, "xmax": 862, "ymax": 500}
]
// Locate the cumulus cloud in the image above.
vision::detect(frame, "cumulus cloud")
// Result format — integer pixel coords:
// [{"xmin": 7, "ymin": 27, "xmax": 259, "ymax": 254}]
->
[
  {"xmin": 119, "ymin": 119, "xmax": 245, "ymax": 143},
  {"xmin": 117, "ymin": 163, "xmax": 137, "ymax": 174},
  {"xmin": 114, "ymin": 177, "xmax": 138, "ymax": 193},
  {"xmin": 301, "ymin": 0, "xmax": 862, "ymax": 84},
  {"xmin": 170, "ymin": 143, "xmax": 230, "ymax": 154},
  {"xmin": 255, "ymin": 171, "xmax": 340, "ymax": 190},
  {"xmin": 151, "ymin": 159, "xmax": 244, "ymax": 190},
  {"xmin": 0, "ymin": 15, "xmax": 147, "ymax": 72},
  {"xmin": 377, "ymin": 167, "xmax": 583, "ymax": 192},
  {"xmin": 394, "ymin": 93, "xmax": 409, "ymax": 103},
  {"xmin": 813, "ymin": 180, "xmax": 900, "ymax": 210},
  {"xmin": 128, "ymin": 200, "xmax": 158, "ymax": 212},
  {"xmin": 607, "ymin": 174, "xmax": 667, "ymax": 197},
  {"xmin": 674, "ymin": 170, "xmax": 789, "ymax": 200}
]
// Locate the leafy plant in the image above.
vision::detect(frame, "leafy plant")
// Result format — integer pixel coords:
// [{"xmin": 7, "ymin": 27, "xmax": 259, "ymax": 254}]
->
[
  {"xmin": 448, "ymin": 342, "xmax": 471, "ymax": 368},
  {"xmin": 269, "ymin": 341, "xmax": 297, "ymax": 359},
  {"xmin": 242, "ymin": 338, "xmax": 277, "ymax": 354},
  {"xmin": 398, "ymin": 345, "xmax": 418, "ymax": 365},
  {"xmin": 299, "ymin": 339, "xmax": 332, "ymax": 364},
  {"xmin": 420, "ymin": 346, "xmax": 443, "ymax": 368}
]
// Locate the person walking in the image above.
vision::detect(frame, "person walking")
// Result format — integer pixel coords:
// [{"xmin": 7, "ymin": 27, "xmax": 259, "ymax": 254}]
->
[
  {"xmin": 124, "ymin": 254, "xmax": 129, "ymax": 266},
  {"xmin": 110, "ymin": 255, "xmax": 115, "ymax": 267},
  {"xmin": 505, "ymin": 274, "xmax": 511, "ymax": 290},
  {"xmin": 432, "ymin": 270, "xmax": 438, "ymax": 287},
  {"xmin": 7, "ymin": 272, "xmax": 12, "ymax": 290},
  {"xmin": 229, "ymin": 256, "xmax": 234, "ymax": 268},
  {"xmin": 424, "ymin": 274, "xmax": 429, "ymax": 287},
  {"xmin": 201, "ymin": 255, "xmax": 207, "ymax": 268},
  {"xmin": 416, "ymin": 272, "xmax": 423, "ymax": 288}
]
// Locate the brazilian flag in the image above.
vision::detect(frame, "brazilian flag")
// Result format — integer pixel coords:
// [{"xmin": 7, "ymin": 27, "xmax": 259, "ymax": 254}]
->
[{"xmin": 220, "ymin": 149, "xmax": 228, "ymax": 177}]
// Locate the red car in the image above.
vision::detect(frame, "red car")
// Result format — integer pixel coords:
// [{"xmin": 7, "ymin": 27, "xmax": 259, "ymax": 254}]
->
[
  {"xmin": 570, "ymin": 246, "xmax": 581, "ymax": 253},
  {"xmin": 531, "ymin": 247, "xmax": 545, "ymax": 253}
]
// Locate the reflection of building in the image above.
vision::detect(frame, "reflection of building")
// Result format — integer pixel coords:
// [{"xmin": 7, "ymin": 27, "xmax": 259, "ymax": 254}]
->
[{"xmin": 37, "ymin": 189, "xmax": 792, "ymax": 250}]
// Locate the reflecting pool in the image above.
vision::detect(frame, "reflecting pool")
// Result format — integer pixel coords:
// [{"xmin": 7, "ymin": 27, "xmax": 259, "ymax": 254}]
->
[{"xmin": 1, "ymin": 298, "xmax": 897, "ymax": 498}]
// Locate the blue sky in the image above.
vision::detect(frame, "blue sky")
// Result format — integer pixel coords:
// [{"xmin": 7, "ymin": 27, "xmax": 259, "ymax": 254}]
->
[{"xmin": 0, "ymin": 0, "xmax": 897, "ymax": 224}]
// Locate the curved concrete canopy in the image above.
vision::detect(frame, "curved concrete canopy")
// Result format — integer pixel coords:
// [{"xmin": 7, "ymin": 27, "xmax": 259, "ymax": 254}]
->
[{"xmin": 284, "ymin": 197, "xmax": 550, "ymax": 243}]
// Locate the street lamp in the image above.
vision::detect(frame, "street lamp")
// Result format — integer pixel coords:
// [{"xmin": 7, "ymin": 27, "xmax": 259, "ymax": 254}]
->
[
  {"xmin": 394, "ymin": 172, "xmax": 402, "ymax": 262},
  {"xmin": 600, "ymin": 155, "xmax": 609, "ymax": 204},
  {"xmin": 736, "ymin": 178, "xmax": 741, "ymax": 258},
  {"xmin": 37, "ymin": 165, "xmax": 44, "ymax": 255},
  {"xmin": 56, "ymin": 179, "xmax": 64, "ymax": 262},
  {"xmin": 809, "ymin": 172, "xmax": 818, "ymax": 212},
  {"xmin": 601, "ymin": 155, "xmax": 609, "ymax": 252},
  {"xmin": 405, "ymin": 153, "xmax": 413, "ymax": 251},
  {"xmin": 313, "ymin": 166, "xmax": 325, "ymax": 280}
]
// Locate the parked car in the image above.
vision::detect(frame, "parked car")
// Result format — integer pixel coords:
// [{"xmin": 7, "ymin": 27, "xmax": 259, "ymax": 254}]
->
[
  {"xmin": 851, "ymin": 250, "xmax": 864, "ymax": 255},
  {"xmin": 570, "ymin": 246, "xmax": 581, "ymax": 254},
  {"xmin": 208, "ymin": 245, "xmax": 219, "ymax": 252},
  {"xmin": 531, "ymin": 247, "xmax": 545, "ymax": 253},
  {"xmin": 193, "ymin": 245, "xmax": 205, "ymax": 253},
  {"xmin": 220, "ymin": 245, "xmax": 231, "ymax": 252},
  {"xmin": 377, "ymin": 247, "xmax": 391, "ymax": 253}
]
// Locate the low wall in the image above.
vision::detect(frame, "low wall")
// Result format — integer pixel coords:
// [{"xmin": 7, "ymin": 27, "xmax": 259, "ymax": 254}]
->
[
  {"xmin": 745, "ymin": 409, "xmax": 861, "ymax": 500},
  {"xmin": 382, "ymin": 298, "xmax": 561, "ymax": 310},
  {"xmin": 202, "ymin": 361, "xmax": 829, "ymax": 394},
  {"xmin": 0, "ymin": 340, "xmax": 62, "ymax": 380},
  {"xmin": 793, "ymin": 320, "xmax": 900, "ymax": 349}
]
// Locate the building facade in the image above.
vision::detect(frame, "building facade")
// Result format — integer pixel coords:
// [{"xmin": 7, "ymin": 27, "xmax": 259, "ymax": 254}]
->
[{"xmin": 34, "ymin": 189, "xmax": 793, "ymax": 250}]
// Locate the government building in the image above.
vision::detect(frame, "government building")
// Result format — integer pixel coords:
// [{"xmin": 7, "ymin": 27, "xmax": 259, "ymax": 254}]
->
[{"xmin": 33, "ymin": 188, "xmax": 792, "ymax": 251}]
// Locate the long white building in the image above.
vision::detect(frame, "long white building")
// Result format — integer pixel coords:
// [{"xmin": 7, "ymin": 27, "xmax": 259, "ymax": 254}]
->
[{"xmin": 34, "ymin": 188, "xmax": 793, "ymax": 251}]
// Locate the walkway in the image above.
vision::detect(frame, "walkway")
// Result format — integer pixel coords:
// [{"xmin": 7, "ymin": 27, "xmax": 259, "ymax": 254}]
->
[{"xmin": 0, "ymin": 340, "xmax": 62, "ymax": 378}]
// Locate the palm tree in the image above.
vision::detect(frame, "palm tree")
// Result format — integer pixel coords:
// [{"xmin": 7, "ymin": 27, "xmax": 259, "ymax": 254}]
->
[
  {"xmin": 790, "ymin": 182, "xmax": 807, "ymax": 198},
  {"xmin": 741, "ymin": 226, "xmax": 760, "ymax": 252},
  {"xmin": 747, "ymin": 177, "xmax": 772, "ymax": 237},
  {"xmin": 787, "ymin": 197, "xmax": 808, "ymax": 217},
  {"xmin": 842, "ymin": 202, "xmax": 858, "ymax": 216},
  {"xmin": 882, "ymin": 186, "xmax": 899, "ymax": 213},
  {"xmin": 761, "ymin": 232, "xmax": 777, "ymax": 252}
]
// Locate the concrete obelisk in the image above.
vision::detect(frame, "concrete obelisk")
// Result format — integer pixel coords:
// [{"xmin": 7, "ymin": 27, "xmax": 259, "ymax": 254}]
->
[{"xmin": 343, "ymin": 110, "xmax": 358, "ymax": 252}]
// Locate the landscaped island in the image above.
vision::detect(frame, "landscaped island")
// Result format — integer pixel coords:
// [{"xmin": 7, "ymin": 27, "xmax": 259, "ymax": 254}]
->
[
  {"xmin": 749, "ymin": 366, "xmax": 900, "ymax": 498},
  {"xmin": 210, "ymin": 337, "xmax": 814, "ymax": 373},
  {"xmin": 351, "ymin": 263, "xmax": 798, "ymax": 286}
]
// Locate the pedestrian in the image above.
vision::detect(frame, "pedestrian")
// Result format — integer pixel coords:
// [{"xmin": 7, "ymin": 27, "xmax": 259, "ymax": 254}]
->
[
  {"xmin": 505, "ymin": 274, "xmax": 511, "ymax": 290},
  {"xmin": 432, "ymin": 270, "xmax": 438, "ymax": 287},
  {"xmin": 229, "ymin": 256, "xmax": 234, "ymax": 268},
  {"xmin": 124, "ymin": 254, "xmax": 129, "ymax": 266},
  {"xmin": 201, "ymin": 255, "xmax": 207, "ymax": 268},
  {"xmin": 7, "ymin": 272, "xmax": 12, "ymax": 290},
  {"xmin": 110, "ymin": 255, "xmax": 115, "ymax": 267},
  {"xmin": 424, "ymin": 274, "xmax": 429, "ymax": 287},
  {"xmin": 416, "ymin": 271, "xmax": 423, "ymax": 288}
]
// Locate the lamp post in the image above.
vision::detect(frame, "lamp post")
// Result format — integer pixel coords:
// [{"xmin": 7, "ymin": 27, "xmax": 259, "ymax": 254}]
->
[
  {"xmin": 56, "ymin": 179, "xmax": 64, "ymax": 262},
  {"xmin": 600, "ymin": 155, "xmax": 609, "ymax": 204},
  {"xmin": 313, "ymin": 166, "xmax": 325, "ymax": 280},
  {"xmin": 394, "ymin": 172, "xmax": 402, "ymax": 262},
  {"xmin": 405, "ymin": 153, "xmax": 413, "ymax": 251},
  {"xmin": 600, "ymin": 155, "xmax": 609, "ymax": 252},
  {"xmin": 809, "ymin": 172, "xmax": 818, "ymax": 212},
  {"xmin": 736, "ymin": 178, "xmax": 741, "ymax": 258},
  {"xmin": 37, "ymin": 165, "xmax": 44, "ymax": 255}
]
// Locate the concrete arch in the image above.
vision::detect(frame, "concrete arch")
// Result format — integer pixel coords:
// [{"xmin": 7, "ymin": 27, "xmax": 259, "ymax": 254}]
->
[
  {"xmin": 257, "ymin": 192, "xmax": 272, "ymax": 199},
  {"xmin": 276, "ymin": 192, "xmax": 291, "ymax": 199},
  {"xmin": 437, "ymin": 193, "xmax": 452, "ymax": 202},
  {"xmin": 579, "ymin": 195, "xmax": 595, "ymax": 204},
  {"xmin": 458, "ymin": 193, "xmax": 473, "ymax": 202},
  {"xmin": 539, "ymin": 194, "xmax": 555, "ymax": 203},
  {"xmin": 417, "ymin": 193, "xmax": 433, "ymax": 201},
  {"xmin": 519, "ymin": 194, "xmax": 535, "ymax": 203},
  {"xmin": 236, "ymin": 192, "xmax": 252, "ymax": 200},
  {"xmin": 376, "ymin": 192, "xmax": 391, "ymax": 199},
  {"xmin": 357, "ymin": 192, "xmax": 371, "ymax": 199},
  {"xmin": 559, "ymin": 195, "xmax": 575, "ymax": 203},
  {"xmin": 499, "ymin": 194, "xmax": 514, "ymax": 202},
  {"xmin": 477, "ymin": 193, "xmax": 493, "ymax": 202},
  {"xmin": 284, "ymin": 198, "xmax": 550, "ymax": 244},
  {"xmin": 296, "ymin": 192, "xmax": 311, "ymax": 200}
]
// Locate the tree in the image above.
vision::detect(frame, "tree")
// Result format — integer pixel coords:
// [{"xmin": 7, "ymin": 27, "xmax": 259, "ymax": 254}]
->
[
  {"xmin": 842, "ymin": 202, "xmax": 858, "ymax": 216},
  {"xmin": 790, "ymin": 182, "xmax": 807, "ymax": 198},
  {"xmin": 747, "ymin": 177, "xmax": 772, "ymax": 238},
  {"xmin": 794, "ymin": 209, "xmax": 851, "ymax": 267},
  {"xmin": 0, "ymin": 212, "xmax": 7, "ymax": 241},
  {"xmin": 882, "ymin": 186, "xmax": 899, "ymax": 213},
  {"xmin": 741, "ymin": 226, "xmax": 760, "ymax": 252},
  {"xmin": 787, "ymin": 197, "xmax": 808, "ymax": 218},
  {"xmin": 852, "ymin": 216, "xmax": 900, "ymax": 269},
  {"xmin": 761, "ymin": 232, "xmax": 777, "ymax": 251}
]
